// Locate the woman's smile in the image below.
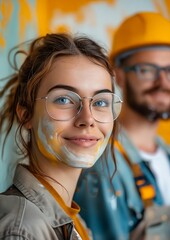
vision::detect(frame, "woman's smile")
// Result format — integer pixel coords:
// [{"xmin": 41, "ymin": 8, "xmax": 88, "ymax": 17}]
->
[{"xmin": 64, "ymin": 135, "xmax": 100, "ymax": 148}]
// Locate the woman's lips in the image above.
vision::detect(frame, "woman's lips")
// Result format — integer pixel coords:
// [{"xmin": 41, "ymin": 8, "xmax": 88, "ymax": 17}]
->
[{"xmin": 64, "ymin": 136, "xmax": 99, "ymax": 148}]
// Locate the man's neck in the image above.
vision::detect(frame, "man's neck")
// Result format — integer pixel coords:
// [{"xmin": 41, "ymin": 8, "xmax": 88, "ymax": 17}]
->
[{"xmin": 119, "ymin": 106, "xmax": 159, "ymax": 153}]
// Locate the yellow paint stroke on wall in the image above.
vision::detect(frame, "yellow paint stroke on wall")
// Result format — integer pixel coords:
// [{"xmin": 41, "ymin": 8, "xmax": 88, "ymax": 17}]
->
[
  {"xmin": 0, "ymin": 0, "xmax": 13, "ymax": 48},
  {"xmin": 152, "ymin": 0, "xmax": 170, "ymax": 18},
  {"xmin": 75, "ymin": 9, "xmax": 86, "ymax": 23},
  {"xmin": 43, "ymin": 0, "xmax": 115, "ymax": 13},
  {"xmin": 165, "ymin": 0, "xmax": 170, "ymax": 17},
  {"xmin": 106, "ymin": 26, "xmax": 117, "ymax": 49},
  {"xmin": 0, "ymin": 36, "xmax": 5, "ymax": 48},
  {"xmin": 55, "ymin": 25, "xmax": 71, "ymax": 34},
  {"xmin": 36, "ymin": 0, "xmax": 116, "ymax": 35},
  {"xmin": 18, "ymin": 0, "xmax": 32, "ymax": 40},
  {"xmin": 36, "ymin": 0, "xmax": 49, "ymax": 35},
  {"xmin": 152, "ymin": 0, "xmax": 163, "ymax": 14}
]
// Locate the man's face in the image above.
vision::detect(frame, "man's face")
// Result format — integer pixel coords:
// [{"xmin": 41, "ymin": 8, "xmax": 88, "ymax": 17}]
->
[{"xmin": 121, "ymin": 49, "xmax": 170, "ymax": 120}]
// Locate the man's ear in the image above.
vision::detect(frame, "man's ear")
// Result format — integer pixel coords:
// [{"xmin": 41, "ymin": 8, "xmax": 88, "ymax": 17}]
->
[
  {"xmin": 16, "ymin": 103, "xmax": 32, "ymax": 129},
  {"xmin": 115, "ymin": 67, "xmax": 126, "ymax": 89}
]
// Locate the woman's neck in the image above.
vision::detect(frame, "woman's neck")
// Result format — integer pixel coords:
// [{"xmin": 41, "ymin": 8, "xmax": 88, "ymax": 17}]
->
[
  {"xmin": 44, "ymin": 165, "xmax": 82, "ymax": 206},
  {"xmin": 30, "ymin": 157, "xmax": 82, "ymax": 207}
]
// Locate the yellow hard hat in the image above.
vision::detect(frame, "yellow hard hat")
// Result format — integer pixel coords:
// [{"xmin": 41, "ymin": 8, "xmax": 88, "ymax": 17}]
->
[{"xmin": 110, "ymin": 12, "xmax": 170, "ymax": 63}]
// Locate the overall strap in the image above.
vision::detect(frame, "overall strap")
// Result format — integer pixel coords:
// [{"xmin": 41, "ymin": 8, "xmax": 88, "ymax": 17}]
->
[{"xmin": 115, "ymin": 140, "xmax": 156, "ymax": 208}]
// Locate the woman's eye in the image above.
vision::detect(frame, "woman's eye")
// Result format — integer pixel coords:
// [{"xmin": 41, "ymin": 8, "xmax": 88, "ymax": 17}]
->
[
  {"xmin": 93, "ymin": 100, "xmax": 108, "ymax": 107},
  {"xmin": 53, "ymin": 96, "xmax": 73, "ymax": 105}
]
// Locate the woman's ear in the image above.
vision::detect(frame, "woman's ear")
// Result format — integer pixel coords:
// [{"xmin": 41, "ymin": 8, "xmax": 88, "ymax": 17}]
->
[
  {"xmin": 16, "ymin": 103, "xmax": 32, "ymax": 129},
  {"xmin": 114, "ymin": 67, "xmax": 126, "ymax": 89}
]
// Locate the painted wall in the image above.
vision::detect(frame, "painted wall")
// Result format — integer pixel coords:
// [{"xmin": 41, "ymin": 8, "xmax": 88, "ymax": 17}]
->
[
  {"xmin": 1, "ymin": 0, "xmax": 170, "ymax": 78},
  {"xmin": 1, "ymin": 0, "xmax": 170, "ymax": 191}
]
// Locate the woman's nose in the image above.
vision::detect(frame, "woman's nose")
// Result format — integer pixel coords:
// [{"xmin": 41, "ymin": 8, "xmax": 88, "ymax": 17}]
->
[{"xmin": 74, "ymin": 101, "xmax": 95, "ymax": 127}]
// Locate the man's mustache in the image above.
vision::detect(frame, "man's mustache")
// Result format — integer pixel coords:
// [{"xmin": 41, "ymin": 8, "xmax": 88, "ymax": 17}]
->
[{"xmin": 144, "ymin": 86, "xmax": 170, "ymax": 94}]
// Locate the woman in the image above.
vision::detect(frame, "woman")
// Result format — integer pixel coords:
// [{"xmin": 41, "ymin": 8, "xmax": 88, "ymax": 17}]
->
[{"xmin": 0, "ymin": 33, "xmax": 122, "ymax": 239}]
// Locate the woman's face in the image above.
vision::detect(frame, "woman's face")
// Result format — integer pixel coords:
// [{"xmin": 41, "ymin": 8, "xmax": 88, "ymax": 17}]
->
[{"xmin": 30, "ymin": 56, "xmax": 114, "ymax": 168}]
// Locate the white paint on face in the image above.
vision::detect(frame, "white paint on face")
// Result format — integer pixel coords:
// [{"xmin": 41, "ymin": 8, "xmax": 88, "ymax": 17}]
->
[
  {"xmin": 37, "ymin": 117, "xmax": 59, "ymax": 159},
  {"xmin": 60, "ymin": 132, "xmax": 111, "ymax": 168},
  {"xmin": 36, "ymin": 116, "xmax": 111, "ymax": 168}
]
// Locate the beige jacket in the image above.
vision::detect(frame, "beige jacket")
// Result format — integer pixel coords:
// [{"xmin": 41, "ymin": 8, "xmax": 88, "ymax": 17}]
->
[{"xmin": 0, "ymin": 165, "xmax": 92, "ymax": 240}]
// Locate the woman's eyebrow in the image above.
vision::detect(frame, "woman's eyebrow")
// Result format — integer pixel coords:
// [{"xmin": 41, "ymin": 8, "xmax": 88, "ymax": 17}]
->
[
  {"xmin": 48, "ymin": 85, "xmax": 113, "ymax": 94},
  {"xmin": 94, "ymin": 89, "xmax": 113, "ymax": 94},
  {"xmin": 47, "ymin": 85, "xmax": 76, "ymax": 93}
]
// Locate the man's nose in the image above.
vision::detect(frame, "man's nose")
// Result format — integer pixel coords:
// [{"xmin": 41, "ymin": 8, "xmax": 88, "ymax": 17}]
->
[{"xmin": 157, "ymin": 69, "xmax": 170, "ymax": 87}]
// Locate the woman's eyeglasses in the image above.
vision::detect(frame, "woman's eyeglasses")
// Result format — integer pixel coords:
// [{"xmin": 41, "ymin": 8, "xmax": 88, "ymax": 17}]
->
[{"xmin": 36, "ymin": 89, "xmax": 122, "ymax": 123}]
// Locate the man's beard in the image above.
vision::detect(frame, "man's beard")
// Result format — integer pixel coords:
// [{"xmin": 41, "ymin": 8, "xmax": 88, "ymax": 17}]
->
[{"xmin": 125, "ymin": 79, "xmax": 170, "ymax": 122}]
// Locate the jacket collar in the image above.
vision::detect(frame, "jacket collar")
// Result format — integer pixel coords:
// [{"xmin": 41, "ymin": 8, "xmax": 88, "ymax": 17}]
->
[{"xmin": 13, "ymin": 164, "xmax": 73, "ymax": 228}]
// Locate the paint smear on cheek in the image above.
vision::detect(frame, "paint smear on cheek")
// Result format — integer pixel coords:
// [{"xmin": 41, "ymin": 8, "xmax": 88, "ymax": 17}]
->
[
  {"xmin": 36, "ymin": 117, "xmax": 64, "ymax": 162},
  {"xmin": 36, "ymin": 116, "xmax": 113, "ymax": 168},
  {"xmin": 60, "ymin": 130, "xmax": 112, "ymax": 168},
  {"xmin": 95, "ymin": 131, "xmax": 111, "ymax": 159}
]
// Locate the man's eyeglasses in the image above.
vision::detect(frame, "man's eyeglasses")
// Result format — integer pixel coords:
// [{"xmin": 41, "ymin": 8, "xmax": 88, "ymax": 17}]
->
[
  {"xmin": 123, "ymin": 63, "xmax": 170, "ymax": 81},
  {"xmin": 36, "ymin": 89, "xmax": 122, "ymax": 123}
]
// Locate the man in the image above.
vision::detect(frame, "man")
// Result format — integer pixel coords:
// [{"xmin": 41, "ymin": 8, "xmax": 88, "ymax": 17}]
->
[{"xmin": 74, "ymin": 12, "xmax": 170, "ymax": 240}]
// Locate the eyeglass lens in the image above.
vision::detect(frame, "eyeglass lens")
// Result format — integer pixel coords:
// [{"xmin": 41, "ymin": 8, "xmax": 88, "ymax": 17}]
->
[
  {"xmin": 45, "ymin": 89, "xmax": 122, "ymax": 122},
  {"xmin": 131, "ymin": 64, "xmax": 170, "ymax": 81}
]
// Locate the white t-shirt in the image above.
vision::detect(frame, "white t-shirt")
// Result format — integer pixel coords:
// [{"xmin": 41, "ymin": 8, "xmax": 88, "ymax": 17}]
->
[{"xmin": 139, "ymin": 147, "xmax": 170, "ymax": 205}]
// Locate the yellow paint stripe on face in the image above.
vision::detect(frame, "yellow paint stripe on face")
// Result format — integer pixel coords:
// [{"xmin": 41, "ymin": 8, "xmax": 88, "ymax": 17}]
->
[{"xmin": 37, "ymin": 137, "xmax": 57, "ymax": 162}]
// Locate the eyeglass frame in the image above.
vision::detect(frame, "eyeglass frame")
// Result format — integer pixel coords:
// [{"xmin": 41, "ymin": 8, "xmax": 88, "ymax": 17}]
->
[
  {"xmin": 35, "ymin": 88, "xmax": 123, "ymax": 123},
  {"xmin": 123, "ymin": 63, "xmax": 170, "ymax": 81}
]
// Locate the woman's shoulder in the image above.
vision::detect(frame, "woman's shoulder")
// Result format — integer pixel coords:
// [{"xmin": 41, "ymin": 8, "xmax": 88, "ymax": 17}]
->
[
  {"xmin": 0, "ymin": 193, "xmax": 58, "ymax": 239},
  {"xmin": 0, "ymin": 193, "xmax": 39, "ymax": 227}
]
